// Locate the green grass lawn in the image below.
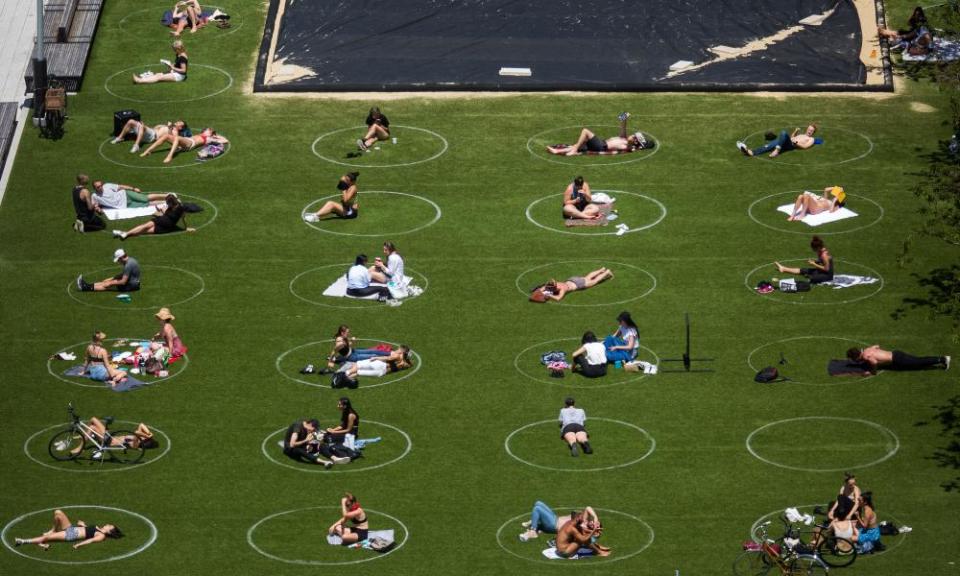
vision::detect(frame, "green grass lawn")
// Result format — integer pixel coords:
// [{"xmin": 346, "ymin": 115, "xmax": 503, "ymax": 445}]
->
[{"xmin": 0, "ymin": 0, "xmax": 958, "ymax": 574}]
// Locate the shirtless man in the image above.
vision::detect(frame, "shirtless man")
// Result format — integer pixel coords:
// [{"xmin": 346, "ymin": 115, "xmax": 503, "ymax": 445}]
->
[
  {"xmin": 847, "ymin": 345, "xmax": 949, "ymax": 372},
  {"xmin": 737, "ymin": 124, "xmax": 821, "ymax": 158},
  {"xmin": 553, "ymin": 112, "xmax": 647, "ymax": 157},
  {"xmin": 556, "ymin": 515, "xmax": 611, "ymax": 558}
]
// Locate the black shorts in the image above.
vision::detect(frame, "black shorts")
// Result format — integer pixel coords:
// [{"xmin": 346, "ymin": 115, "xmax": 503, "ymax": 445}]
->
[
  {"xmin": 152, "ymin": 215, "xmax": 180, "ymax": 234},
  {"xmin": 561, "ymin": 423, "xmax": 586, "ymax": 437},
  {"xmin": 800, "ymin": 269, "xmax": 833, "ymax": 284},
  {"xmin": 344, "ymin": 528, "xmax": 368, "ymax": 544},
  {"xmin": 112, "ymin": 275, "xmax": 140, "ymax": 292},
  {"xmin": 581, "ymin": 136, "xmax": 608, "ymax": 153}
]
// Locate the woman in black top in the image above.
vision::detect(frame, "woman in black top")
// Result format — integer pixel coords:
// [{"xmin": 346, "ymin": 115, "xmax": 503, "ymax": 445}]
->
[
  {"xmin": 357, "ymin": 107, "xmax": 390, "ymax": 151},
  {"xmin": 774, "ymin": 235, "xmax": 834, "ymax": 284},
  {"xmin": 303, "ymin": 172, "xmax": 359, "ymax": 222},
  {"xmin": 113, "ymin": 194, "xmax": 195, "ymax": 239},
  {"xmin": 72, "ymin": 174, "xmax": 105, "ymax": 232},
  {"xmin": 133, "ymin": 40, "xmax": 189, "ymax": 84},
  {"xmin": 15, "ymin": 509, "xmax": 122, "ymax": 550},
  {"xmin": 325, "ymin": 397, "xmax": 360, "ymax": 441}
]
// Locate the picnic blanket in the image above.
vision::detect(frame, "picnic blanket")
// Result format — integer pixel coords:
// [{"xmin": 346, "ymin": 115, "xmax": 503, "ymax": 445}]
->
[
  {"xmin": 322, "ymin": 275, "xmax": 415, "ymax": 299},
  {"xmin": 564, "ymin": 202, "xmax": 615, "ymax": 227},
  {"xmin": 103, "ymin": 206, "xmax": 156, "ymax": 221},
  {"xmin": 541, "ymin": 547, "xmax": 594, "ymax": 560},
  {"xmin": 326, "ymin": 529, "xmax": 395, "ymax": 547},
  {"xmin": 828, "ymin": 359, "xmax": 872, "ymax": 376},
  {"xmin": 901, "ymin": 38, "xmax": 960, "ymax": 62},
  {"xmin": 776, "ymin": 204, "xmax": 858, "ymax": 226},
  {"xmin": 821, "ymin": 275, "xmax": 879, "ymax": 289},
  {"xmin": 62, "ymin": 365, "xmax": 149, "ymax": 391}
]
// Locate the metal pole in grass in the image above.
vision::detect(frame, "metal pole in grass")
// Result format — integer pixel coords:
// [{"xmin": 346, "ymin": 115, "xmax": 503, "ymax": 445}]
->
[
  {"xmin": 660, "ymin": 313, "xmax": 715, "ymax": 373},
  {"xmin": 31, "ymin": 0, "xmax": 48, "ymax": 124}
]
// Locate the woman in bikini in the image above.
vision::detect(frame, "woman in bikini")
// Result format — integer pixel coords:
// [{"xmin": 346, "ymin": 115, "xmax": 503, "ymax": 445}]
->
[
  {"xmin": 327, "ymin": 492, "xmax": 369, "ymax": 545},
  {"xmin": 787, "ymin": 186, "xmax": 845, "ymax": 221},
  {"xmin": 339, "ymin": 345, "xmax": 412, "ymax": 379},
  {"xmin": 530, "ymin": 267, "xmax": 614, "ymax": 302},
  {"xmin": 113, "ymin": 194, "xmax": 195, "ymax": 239},
  {"xmin": 15, "ymin": 509, "xmax": 123, "ymax": 550},
  {"xmin": 154, "ymin": 307, "xmax": 187, "ymax": 360},
  {"xmin": 133, "ymin": 40, "xmax": 189, "ymax": 84},
  {"xmin": 143, "ymin": 127, "xmax": 228, "ymax": 164},
  {"xmin": 304, "ymin": 172, "xmax": 360, "ymax": 222},
  {"xmin": 82, "ymin": 331, "xmax": 127, "ymax": 388},
  {"xmin": 774, "ymin": 236, "xmax": 834, "ymax": 284}
]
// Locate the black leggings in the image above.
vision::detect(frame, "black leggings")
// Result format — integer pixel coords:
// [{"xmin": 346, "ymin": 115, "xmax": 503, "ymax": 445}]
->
[
  {"xmin": 801, "ymin": 269, "xmax": 833, "ymax": 284},
  {"xmin": 574, "ymin": 356, "xmax": 607, "ymax": 378},
  {"xmin": 283, "ymin": 446, "xmax": 319, "ymax": 463},
  {"xmin": 891, "ymin": 350, "xmax": 945, "ymax": 370},
  {"xmin": 347, "ymin": 286, "xmax": 390, "ymax": 300},
  {"xmin": 80, "ymin": 215, "xmax": 105, "ymax": 232}
]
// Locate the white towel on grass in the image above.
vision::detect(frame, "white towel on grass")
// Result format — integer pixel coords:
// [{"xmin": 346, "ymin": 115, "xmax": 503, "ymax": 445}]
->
[
  {"xmin": 103, "ymin": 206, "xmax": 157, "ymax": 220},
  {"xmin": 322, "ymin": 275, "xmax": 415, "ymax": 299},
  {"xmin": 776, "ymin": 204, "xmax": 858, "ymax": 226},
  {"xmin": 821, "ymin": 275, "xmax": 879, "ymax": 289},
  {"xmin": 542, "ymin": 547, "xmax": 582, "ymax": 560}
]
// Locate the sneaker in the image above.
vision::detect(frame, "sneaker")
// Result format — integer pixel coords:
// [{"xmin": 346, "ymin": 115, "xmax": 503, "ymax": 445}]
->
[
  {"xmin": 356, "ymin": 138, "xmax": 367, "ymax": 151},
  {"xmin": 736, "ymin": 141, "xmax": 750, "ymax": 156},
  {"xmin": 518, "ymin": 530, "xmax": 538, "ymax": 542},
  {"xmin": 617, "ymin": 112, "xmax": 630, "ymax": 122},
  {"xmin": 103, "ymin": 416, "xmax": 114, "ymax": 426},
  {"xmin": 92, "ymin": 450, "xmax": 103, "ymax": 461},
  {"xmin": 300, "ymin": 364, "xmax": 315, "ymax": 374},
  {"xmin": 130, "ymin": 144, "xmax": 140, "ymax": 153},
  {"xmin": 73, "ymin": 219, "xmax": 84, "ymax": 233},
  {"xmin": 76, "ymin": 274, "xmax": 85, "ymax": 291},
  {"xmin": 331, "ymin": 455, "xmax": 351, "ymax": 465},
  {"xmin": 521, "ymin": 521, "xmax": 532, "ymax": 529},
  {"xmin": 570, "ymin": 443, "xmax": 579, "ymax": 457},
  {"xmin": 303, "ymin": 213, "xmax": 319, "ymax": 223},
  {"xmin": 944, "ymin": 356, "xmax": 951, "ymax": 370},
  {"xmin": 385, "ymin": 299, "xmax": 402, "ymax": 307},
  {"xmin": 899, "ymin": 525, "xmax": 912, "ymax": 533},
  {"xmin": 322, "ymin": 460, "xmax": 333, "ymax": 470},
  {"xmin": 112, "ymin": 230, "xmax": 127, "ymax": 240},
  {"xmin": 14, "ymin": 538, "xmax": 24, "ymax": 547},
  {"xmin": 581, "ymin": 442, "xmax": 593, "ymax": 454}
]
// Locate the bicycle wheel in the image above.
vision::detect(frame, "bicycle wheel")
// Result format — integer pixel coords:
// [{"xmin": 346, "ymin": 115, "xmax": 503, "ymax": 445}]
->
[
  {"xmin": 789, "ymin": 554, "xmax": 829, "ymax": 575},
  {"xmin": 106, "ymin": 430, "xmax": 146, "ymax": 464},
  {"xmin": 817, "ymin": 534, "xmax": 857, "ymax": 568},
  {"xmin": 733, "ymin": 550, "xmax": 773, "ymax": 576},
  {"xmin": 48, "ymin": 429, "xmax": 84, "ymax": 461}
]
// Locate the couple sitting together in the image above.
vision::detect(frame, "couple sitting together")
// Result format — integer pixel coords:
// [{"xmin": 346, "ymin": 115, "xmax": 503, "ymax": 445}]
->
[
  {"xmin": 283, "ymin": 397, "xmax": 361, "ymax": 469},
  {"xmin": 519, "ymin": 504, "xmax": 610, "ymax": 558},
  {"xmin": 571, "ymin": 312, "xmax": 640, "ymax": 378}
]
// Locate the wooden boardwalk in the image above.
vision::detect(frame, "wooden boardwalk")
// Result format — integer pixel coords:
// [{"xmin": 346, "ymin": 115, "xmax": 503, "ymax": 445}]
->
[
  {"xmin": 0, "ymin": 103, "xmax": 18, "ymax": 170},
  {"xmin": 24, "ymin": 0, "xmax": 104, "ymax": 92}
]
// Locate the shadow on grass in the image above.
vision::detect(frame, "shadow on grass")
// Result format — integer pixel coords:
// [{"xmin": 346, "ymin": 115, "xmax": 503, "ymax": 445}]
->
[
  {"xmin": 891, "ymin": 264, "xmax": 960, "ymax": 325},
  {"xmin": 915, "ymin": 394, "xmax": 960, "ymax": 492}
]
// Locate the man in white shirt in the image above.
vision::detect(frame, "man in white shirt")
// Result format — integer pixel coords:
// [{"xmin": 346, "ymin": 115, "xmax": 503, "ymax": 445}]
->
[
  {"xmin": 92, "ymin": 180, "xmax": 167, "ymax": 210},
  {"xmin": 559, "ymin": 397, "xmax": 593, "ymax": 457}
]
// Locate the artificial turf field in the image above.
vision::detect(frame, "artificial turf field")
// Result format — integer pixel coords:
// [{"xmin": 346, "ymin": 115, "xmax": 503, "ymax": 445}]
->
[{"xmin": 1, "ymin": 0, "xmax": 959, "ymax": 574}]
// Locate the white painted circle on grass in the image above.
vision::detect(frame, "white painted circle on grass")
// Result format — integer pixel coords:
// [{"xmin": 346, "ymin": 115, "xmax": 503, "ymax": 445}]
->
[
  {"xmin": 289, "ymin": 264, "xmax": 428, "ymax": 309},
  {"xmin": 495, "ymin": 507, "xmax": 654, "ymax": 564},
  {"xmin": 514, "ymin": 338, "xmax": 659, "ymax": 389},
  {"xmin": 275, "ymin": 339, "xmax": 422, "ymax": 390},
  {"xmin": 23, "ymin": 421, "xmax": 171, "ymax": 473},
  {"xmin": 747, "ymin": 191, "xmax": 884, "ymax": 235},
  {"xmin": 746, "ymin": 416, "xmax": 899, "ymax": 472},
  {"xmin": 525, "ymin": 190, "xmax": 666, "ymax": 236},
  {"xmin": 260, "ymin": 420, "xmax": 411, "ymax": 473},
  {"xmin": 311, "ymin": 125, "xmax": 448, "ymax": 168},
  {"xmin": 526, "ymin": 125, "xmax": 661, "ymax": 166},
  {"xmin": 66, "ymin": 265, "xmax": 205, "ymax": 311},
  {"xmin": 1, "ymin": 505, "xmax": 157, "ymax": 564},
  {"xmin": 99, "ymin": 137, "xmax": 232, "ymax": 169},
  {"xmin": 746, "ymin": 335, "xmax": 878, "ymax": 387},
  {"xmin": 743, "ymin": 259, "xmax": 884, "ymax": 306},
  {"xmin": 104, "ymin": 64, "xmax": 234, "ymax": 103},
  {"xmin": 118, "ymin": 5, "xmax": 244, "ymax": 39},
  {"xmin": 247, "ymin": 506, "xmax": 407, "ymax": 565},
  {"xmin": 302, "ymin": 191, "xmax": 441, "ymax": 236},
  {"xmin": 514, "ymin": 260, "xmax": 656, "ymax": 307},
  {"xmin": 750, "ymin": 505, "xmax": 907, "ymax": 557},
  {"xmin": 504, "ymin": 418, "xmax": 655, "ymax": 472},
  {"xmin": 740, "ymin": 128, "xmax": 874, "ymax": 166},
  {"xmin": 47, "ymin": 338, "xmax": 189, "ymax": 388}
]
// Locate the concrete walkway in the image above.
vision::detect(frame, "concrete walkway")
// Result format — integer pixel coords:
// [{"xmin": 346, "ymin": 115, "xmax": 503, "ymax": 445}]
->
[{"xmin": 0, "ymin": 0, "xmax": 41, "ymax": 204}]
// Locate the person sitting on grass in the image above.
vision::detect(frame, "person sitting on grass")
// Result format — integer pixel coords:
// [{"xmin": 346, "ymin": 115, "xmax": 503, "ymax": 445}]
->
[
  {"xmin": 604, "ymin": 311, "xmax": 640, "ymax": 364},
  {"xmin": 552, "ymin": 112, "xmax": 646, "ymax": 156},
  {"xmin": 170, "ymin": 0, "xmax": 204, "ymax": 35},
  {"xmin": 357, "ymin": 107, "xmax": 390, "ymax": 151},
  {"xmin": 325, "ymin": 397, "xmax": 360, "ymax": 444},
  {"xmin": 113, "ymin": 194, "xmax": 195, "ymax": 239},
  {"xmin": 346, "ymin": 254, "xmax": 392, "ymax": 302},
  {"xmin": 571, "ymin": 331, "xmax": 607, "ymax": 379},
  {"xmin": 133, "ymin": 40, "xmax": 189, "ymax": 84},
  {"xmin": 563, "ymin": 176, "xmax": 601, "ymax": 220},
  {"xmin": 83, "ymin": 331, "xmax": 128, "ymax": 388},
  {"xmin": 785, "ymin": 186, "xmax": 846, "ymax": 222},
  {"xmin": 737, "ymin": 124, "xmax": 821, "ymax": 158},
  {"xmin": 328, "ymin": 493, "xmax": 369, "ymax": 545},
  {"xmin": 368, "ymin": 242, "xmax": 404, "ymax": 284},
  {"xmin": 153, "ymin": 307, "xmax": 188, "ymax": 360},
  {"xmin": 847, "ymin": 345, "xmax": 950, "ymax": 372},
  {"xmin": 827, "ymin": 472, "xmax": 861, "ymax": 521},
  {"xmin": 15, "ymin": 509, "xmax": 123, "ymax": 550},
  {"xmin": 856, "ymin": 492, "xmax": 882, "ymax": 553},
  {"xmin": 283, "ymin": 418, "xmax": 334, "ymax": 469},
  {"xmin": 304, "ymin": 172, "xmax": 360, "ymax": 222},
  {"xmin": 878, "ymin": 6, "xmax": 932, "ymax": 55},
  {"xmin": 91, "ymin": 180, "xmax": 168, "ymax": 210},
  {"xmin": 140, "ymin": 127, "xmax": 228, "ymax": 165},
  {"xmin": 556, "ymin": 514, "xmax": 610, "ymax": 558},
  {"xmin": 76, "ymin": 248, "xmax": 141, "ymax": 293},
  {"xmin": 338, "ymin": 345, "xmax": 413, "ymax": 380},
  {"xmin": 72, "ymin": 173, "xmax": 105, "ymax": 233},
  {"xmin": 774, "ymin": 236, "xmax": 834, "ymax": 284},
  {"xmin": 559, "ymin": 397, "xmax": 593, "ymax": 457},
  {"xmin": 519, "ymin": 503, "xmax": 601, "ymax": 542},
  {"xmin": 529, "ymin": 267, "xmax": 614, "ymax": 302}
]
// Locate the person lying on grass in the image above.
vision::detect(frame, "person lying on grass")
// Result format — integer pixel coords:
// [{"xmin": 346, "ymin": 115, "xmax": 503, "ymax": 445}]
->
[
  {"xmin": 552, "ymin": 112, "xmax": 646, "ymax": 156},
  {"xmin": 559, "ymin": 397, "xmax": 593, "ymax": 456},
  {"xmin": 133, "ymin": 40, "xmax": 189, "ymax": 85},
  {"xmin": 304, "ymin": 172, "xmax": 360, "ymax": 222},
  {"xmin": 530, "ymin": 267, "xmax": 614, "ymax": 302},
  {"xmin": 737, "ymin": 124, "xmax": 821, "ymax": 158},
  {"xmin": 328, "ymin": 493, "xmax": 369, "ymax": 545},
  {"xmin": 774, "ymin": 236, "xmax": 834, "ymax": 284},
  {"xmin": 76, "ymin": 248, "xmax": 140, "ymax": 293},
  {"xmin": 113, "ymin": 194, "xmax": 195, "ymax": 239},
  {"xmin": 111, "ymin": 119, "xmax": 188, "ymax": 154},
  {"xmin": 357, "ymin": 107, "xmax": 390, "ymax": 151},
  {"xmin": 311, "ymin": 325, "xmax": 392, "ymax": 375},
  {"xmin": 847, "ymin": 345, "xmax": 950, "ymax": 372},
  {"xmin": 139, "ymin": 126, "xmax": 228, "ymax": 164},
  {"xmin": 71, "ymin": 417, "xmax": 158, "ymax": 458},
  {"xmin": 91, "ymin": 180, "xmax": 168, "ymax": 210},
  {"xmin": 337, "ymin": 345, "xmax": 413, "ymax": 381},
  {"xmin": 571, "ymin": 331, "xmax": 607, "ymax": 378},
  {"xmin": 83, "ymin": 331, "xmax": 128, "ymax": 388},
  {"xmin": 519, "ymin": 503, "xmax": 603, "ymax": 547},
  {"xmin": 785, "ymin": 187, "xmax": 846, "ymax": 221},
  {"xmin": 563, "ymin": 176, "xmax": 602, "ymax": 220},
  {"xmin": 170, "ymin": 0, "xmax": 204, "ymax": 35},
  {"xmin": 15, "ymin": 509, "xmax": 123, "ymax": 550}
]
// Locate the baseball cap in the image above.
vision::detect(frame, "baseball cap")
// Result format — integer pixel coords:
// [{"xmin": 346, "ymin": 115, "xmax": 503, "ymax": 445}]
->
[{"xmin": 113, "ymin": 248, "xmax": 126, "ymax": 262}]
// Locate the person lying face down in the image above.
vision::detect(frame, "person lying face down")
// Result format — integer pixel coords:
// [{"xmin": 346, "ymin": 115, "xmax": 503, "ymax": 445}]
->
[
  {"xmin": 530, "ymin": 268, "xmax": 614, "ymax": 302},
  {"xmin": 847, "ymin": 345, "xmax": 949, "ymax": 373}
]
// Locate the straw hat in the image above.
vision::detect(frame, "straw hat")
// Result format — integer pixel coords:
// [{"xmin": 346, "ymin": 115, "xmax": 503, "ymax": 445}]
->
[{"xmin": 155, "ymin": 308, "xmax": 176, "ymax": 322}]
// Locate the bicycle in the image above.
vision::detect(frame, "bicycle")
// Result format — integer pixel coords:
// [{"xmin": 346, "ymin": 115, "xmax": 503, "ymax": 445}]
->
[
  {"xmin": 733, "ymin": 521, "xmax": 830, "ymax": 575},
  {"xmin": 47, "ymin": 404, "xmax": 145, "ymax": 465},
  {"xmin": 40, "ymin": 78, "xmax": 67, "ymax": 139}
]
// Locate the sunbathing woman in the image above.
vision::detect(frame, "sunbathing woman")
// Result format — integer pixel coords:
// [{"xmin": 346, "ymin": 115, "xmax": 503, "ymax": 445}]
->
[
  {"xmin": 786, "ymin": 186, "xmax": 846, "ymax": 221},
  {"xmin": 111, "ymin": 119, "xmax": 184, "ymax": 154},
  {"xmin": 154, "ymin": 307, "xmax": 187, "ymax": 360},
  {"xmin": 15, "ymin": 509, "xmax": 123, "ymax": 550},
  {"xmin": 328, "ymin": 493, "xmax": 369, "ymax": 545},
  {"xmin": 563, "ymin": 176, "xmax": 601, "ymax": 220},
  {"xmin": 304, "ymin": 172, "xmax": 360, "ymax": 221},
  {"xmin": 113, "ymin": 194, "xmax": 194, "ymax": 239},
  {"xmin": 774, "ymin": 236, "xmax": 834, "ymax": 284},
  {"xmin": 133, "ymin": 40, "xmax": 189, "ymax": 84},
  {"xmin": 143, "ymin": 127, "xmax": 227, "ymax": 164},
  {"xmin": 171, "ymin": 1, "xmax": 204, "ymax": 35},
  {"xmin": 83, "ymin": 331, "xmax": 127, "ymax": 388},
  {"xmin": 315, "ymin": 325, "xmax": 390, "ymax": 374},
  {"xmin": 530, "ymin": 267, "xmax": 614, "ymax": 302},
  {"xmin": 84, "ymin": 417, "xmax": 158, "ymax": 453},
  {"xmin": 339, "ymin": 345, "xmax": 412, "ymax": 379},
  {"xmin": 357, "ymin": 107, "xmax": 390, "ymax": 151},
  {"xmin": 552, "ymin": 112, "xmax": 646, "ymax": 156},
  {"xmin": 738, "ymin": 124, "xmax": 821, "ymax": 158}
]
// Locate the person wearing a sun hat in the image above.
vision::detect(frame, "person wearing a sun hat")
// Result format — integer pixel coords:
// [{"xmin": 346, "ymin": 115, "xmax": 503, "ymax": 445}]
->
[
  {"xmin": 76, "ymin": 249, "xmax": 141, "ymax": 292},
  {"xmin": 153, "ymin": 308, "xmax": 188, "ymax": 360}
]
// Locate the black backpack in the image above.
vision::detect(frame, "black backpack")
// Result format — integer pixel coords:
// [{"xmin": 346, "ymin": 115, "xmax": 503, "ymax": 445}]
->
[
  {"xmin": 331, "ymin": 371, "xmax": 358, "ymax": 389},
  {"xmin": 754, "ymin": 366, "xmax": 783, "ymax": 383}
]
